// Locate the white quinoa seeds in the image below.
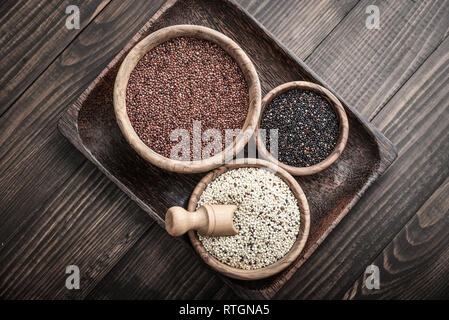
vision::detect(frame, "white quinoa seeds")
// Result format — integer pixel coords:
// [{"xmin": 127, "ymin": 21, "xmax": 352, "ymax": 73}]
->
[{"xmin": 197, "ymin": 168, "xmax": 301, "ymax": 270}]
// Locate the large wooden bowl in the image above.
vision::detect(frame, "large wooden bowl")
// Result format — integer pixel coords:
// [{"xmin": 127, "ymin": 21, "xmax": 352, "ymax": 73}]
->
[
  {"xmin": 187, "ymin": 158, "xmax": 310, "ymax": 280},
  {"xmin": 113, "ymin": 25, "xmax": 261, "ymax": 173},
  {"xmin": 256, "ymin": 81, "xmax": 349, "ymax": 176}
]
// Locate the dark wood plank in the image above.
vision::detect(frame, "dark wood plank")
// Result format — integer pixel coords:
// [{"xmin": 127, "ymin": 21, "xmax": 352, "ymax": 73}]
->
[
  {"xmin": 276, "ymin": 35, "xmax": 449, "ymax": 299},
  {"xmin": 305, "ymin": 0, "xmax": 449, "ymax": 119},
  {"xmin": 0, "ymin": 0, "xmax": 169, "ymax": 299},
  {"xmin": 0, "ymin": 0, "xmax": 110, "ymax": 116},
  {"xmin": 87, "ymin": 224, "xmax": 237, "ymax": 300},
  {"xmin": 0, "ymin": 0, "xmax": 359, "ymax": 299},
  {"xmin": 236, "ymin": 0, "xmax": 359, "ymax": 59},
  {"xmin": 343, "ymin": 177, "xmax": 449, "ymax": 299},
  {"xmin": 0, "ymin": 162, "xmax": 152, "ymax": 299},
  {"xmin": 59, "ymin": 0, "xmax": 395, "ymax": 299},
  {"xmin": 0, "ymin": 0, "xmax": 166, "ymax": 246}
]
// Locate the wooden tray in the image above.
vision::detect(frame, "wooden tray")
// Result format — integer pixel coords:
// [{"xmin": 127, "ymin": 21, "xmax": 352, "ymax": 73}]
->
[{"xmin": 58, "ymin": 0, "xmax": 397, "ymax": 299}]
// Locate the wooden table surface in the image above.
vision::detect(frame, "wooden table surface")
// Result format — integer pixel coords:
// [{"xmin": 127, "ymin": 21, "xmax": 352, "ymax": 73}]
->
[{"xmin": 0, "ymin": 0, "xmax": 448, "ymax": 300}]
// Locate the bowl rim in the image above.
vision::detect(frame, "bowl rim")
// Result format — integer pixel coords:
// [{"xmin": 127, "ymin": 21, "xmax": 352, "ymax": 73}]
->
[
  {"xmin": 255, "ymin": 81, "xmax": 349, "ymax": 176},
  {"xmin": 187, "ymin": 158, "xmax": 310, "ymax": 280},
  {"xmin": 113, "ymin": 24, "xmax": 261, "ymax": 173}
]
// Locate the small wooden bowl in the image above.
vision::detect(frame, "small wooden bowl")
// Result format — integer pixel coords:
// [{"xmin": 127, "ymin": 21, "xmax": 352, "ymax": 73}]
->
[
  {"xmin": 187, "ymin": 158, "xmax": 310, "ymax": 280},
  {"xmin": 256, "ymin": 81, "xmax": 349, "ymax": 176},
  {"xmin": 113, "ymin": 25, "xmax": 261, "ymax": 173}
]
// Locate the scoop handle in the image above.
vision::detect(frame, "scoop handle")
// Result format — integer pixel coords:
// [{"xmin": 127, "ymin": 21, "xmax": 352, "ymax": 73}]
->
[{"xmin": 165, "ymin": 204, "xmax": 238, "ymax": 237}]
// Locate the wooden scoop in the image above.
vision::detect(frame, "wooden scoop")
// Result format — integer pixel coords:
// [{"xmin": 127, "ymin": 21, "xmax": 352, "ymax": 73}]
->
[{"xmin": 165, "ymin": 204, "xmax": 238, "ymax": 237}]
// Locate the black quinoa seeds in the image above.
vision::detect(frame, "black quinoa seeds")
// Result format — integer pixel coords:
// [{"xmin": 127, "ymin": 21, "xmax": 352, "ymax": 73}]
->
[{"xmin": 260, "ymin": 89, "xmax": 340, "ymax": 167}]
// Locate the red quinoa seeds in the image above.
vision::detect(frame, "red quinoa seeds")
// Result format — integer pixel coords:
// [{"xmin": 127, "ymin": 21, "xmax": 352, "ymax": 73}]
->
[{"xmin": 126, "ymin": 36, "xmax": 249, "ymax": 160}]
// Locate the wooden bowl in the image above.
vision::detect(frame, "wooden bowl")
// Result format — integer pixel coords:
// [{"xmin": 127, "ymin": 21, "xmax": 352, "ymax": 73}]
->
[
  {"xmin": 256, "ymin": 81, "xmax": 349, "ymax": 176},
  {"xmin": 113, "ymin": 25, "xmax": 261, "ymax": 173},
  {"xmin": 187, "ymin": 158, "xmax": 310, "ymax": 280}
]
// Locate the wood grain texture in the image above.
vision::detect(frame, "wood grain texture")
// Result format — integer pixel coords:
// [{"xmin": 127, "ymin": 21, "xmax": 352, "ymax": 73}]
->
[
  {"xmin": 0, "ymin": 0, "xmax": 358, "ymax": 300},
  {"xmin": 114, "ymin": 24, "xmax": 261, "ymax": 173},
  {"xmin": 87, "ymin": 224, "xmax": 237, "ymax": 300},
  {"xmin": 0, "ymin": 0, "xmax": 110, "ymax": 115},
  {"xmin": 237, "ymin": 0, "xmax": 360, "ymax": 59},
  {"xmin": 0, "ymin": 0, "xmax": 166, "ymax": 246},
  {"xmin": 343, "ymin": 176, "xmax": 449, "ymax": 300},
  {"xmin": 305, "ymin": 0, "xmax": 449, "ymax": 119},
  {"xmin": 59, "ymin": 0, "xmax": 395, "ymax": 299},
  {"xmin": 276, "ymin": 35, "xmax": 449, "ymax": 299},
  {"xmin": 0, "ymin": 161, "xmax": 152, "ymax": 299},
  {"xmin": 0, "ymin": 0, "xmax": 169, "ymax": 298},
  {"xmin": 187, "ymin": 159, "xmax": 310, "ymax": 280}
]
